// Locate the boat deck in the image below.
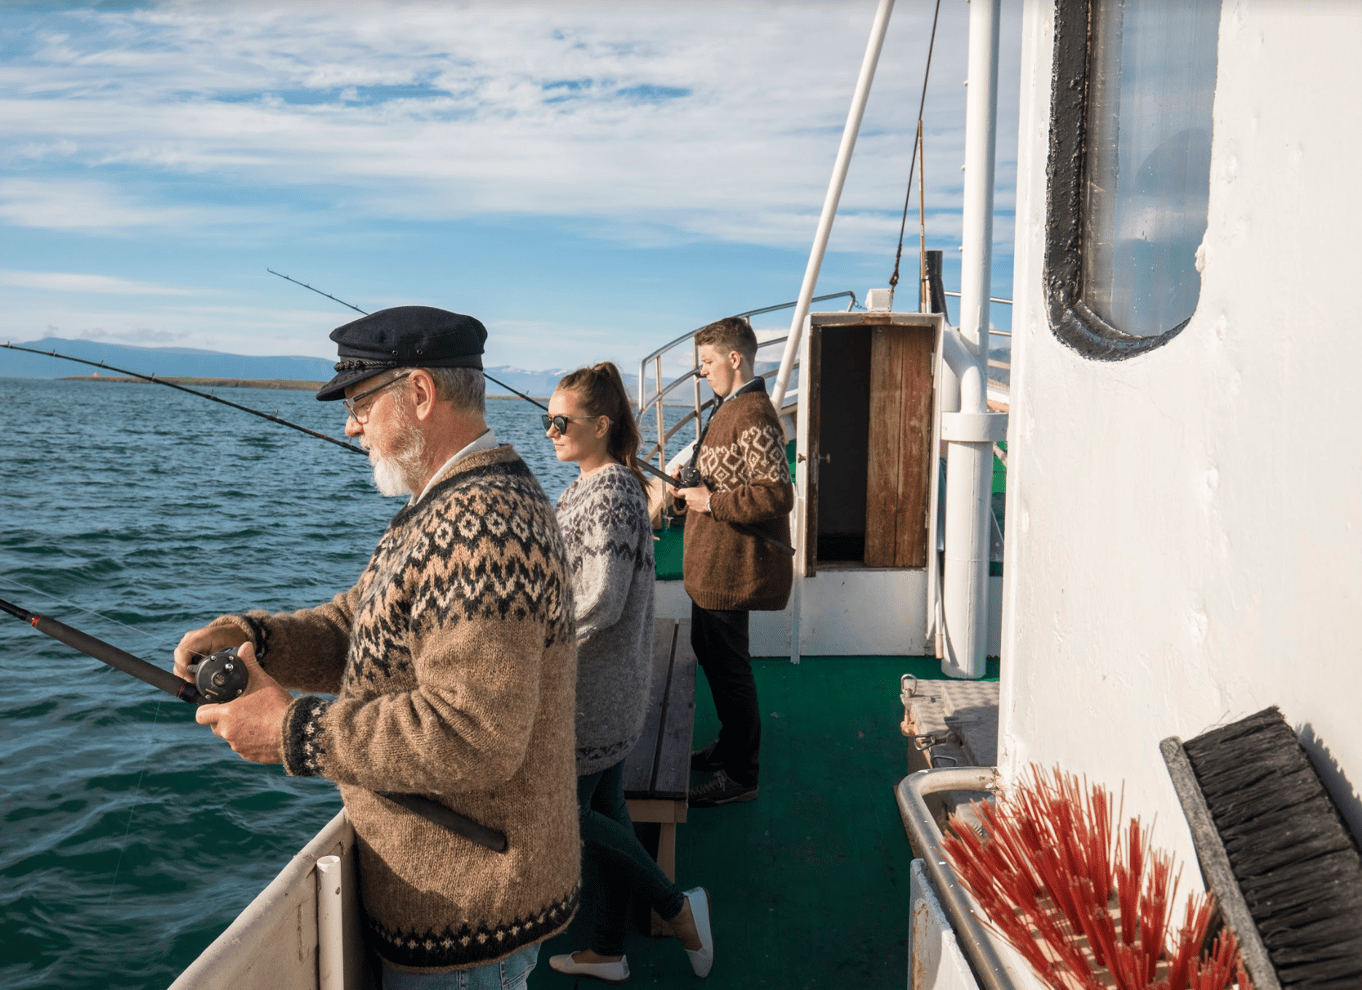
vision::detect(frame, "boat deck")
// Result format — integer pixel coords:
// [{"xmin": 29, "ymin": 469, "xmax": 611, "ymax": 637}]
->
[{"xmin": 539, "ymin": 654, "xmax": 999, "ymax": 989}]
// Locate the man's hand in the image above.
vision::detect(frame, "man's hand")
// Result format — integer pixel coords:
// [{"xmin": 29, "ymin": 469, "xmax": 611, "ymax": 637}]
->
[
  {"xmin": 677, "ymin": 484, "xmax": 713, "ymax": 515},
  {"xmin": 174, "ymin": 625, "xmax": 249, "ymax": 681},
  {"xmin": 193, "ymin": 642, "xmax": 291, "ymax": 765}
]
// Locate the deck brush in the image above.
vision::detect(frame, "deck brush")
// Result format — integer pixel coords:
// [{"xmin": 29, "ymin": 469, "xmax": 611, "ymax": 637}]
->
[
  {"xmin": 1162, "ymin": 706, "xmax": 1362, "ymax": 990},
  {"xmin": 940, "ymin": 764, "xmax": 1249, "ymax": 990}
]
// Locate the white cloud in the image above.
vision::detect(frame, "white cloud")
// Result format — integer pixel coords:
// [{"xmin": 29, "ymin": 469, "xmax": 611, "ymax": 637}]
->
[
  {"xmin": 0, "ymin": 1, "xmax": 1020, "ymax": 249},
  {"xmin": 0, "ymin": 268, "xmax": 198, "ymax": 295},
  {"xmin": 0, "ymin": 178, "xmax": 274, "ymax": 233}
]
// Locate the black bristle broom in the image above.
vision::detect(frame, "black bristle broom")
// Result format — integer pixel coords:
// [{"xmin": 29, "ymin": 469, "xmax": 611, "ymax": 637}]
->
[{"xmin": 1162, "ymin": 706, "xmax": 1362, "ymax": 990}]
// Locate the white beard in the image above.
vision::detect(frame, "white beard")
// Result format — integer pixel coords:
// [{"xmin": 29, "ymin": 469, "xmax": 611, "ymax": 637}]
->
[{"xmin": 369, "ymin": 417, "xmax": 427, "ymax": 497}]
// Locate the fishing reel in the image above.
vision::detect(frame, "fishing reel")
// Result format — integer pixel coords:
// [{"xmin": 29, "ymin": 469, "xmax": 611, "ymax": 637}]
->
[
  {"xmin": 187, "ymin": 647, "xmax": 250, "ymax": 704},
  {"xmin": 676, "ymin": 464, "xmax": 702, "ymax": 489},
  {"xmin": 666, "ymin": 464, "xmax": 703, "ymax": 524}
]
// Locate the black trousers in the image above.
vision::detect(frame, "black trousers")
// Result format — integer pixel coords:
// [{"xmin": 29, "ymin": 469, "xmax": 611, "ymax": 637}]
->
[{"xmin": 690, "ymin": 600, "xmax": 760, "ymax": 786}]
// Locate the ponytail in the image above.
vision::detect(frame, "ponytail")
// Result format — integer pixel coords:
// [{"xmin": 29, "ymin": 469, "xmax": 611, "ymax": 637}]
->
[{"xmin": 556, "ymin": 362, "xmax": 646, "ymax": 492}]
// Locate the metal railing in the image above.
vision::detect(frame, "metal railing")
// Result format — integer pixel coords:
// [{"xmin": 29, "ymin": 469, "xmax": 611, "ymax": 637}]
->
[
  {"xmin": 636, "ymin": 291, "xmax": 856, "ymax": 472},
  {"xmin": 943, "ymin": 291, "xmax": 1012, "ymax": 338},
  {"xmin": 896, "ymin": 768, "xmax": 1023, "ymax": 990}
]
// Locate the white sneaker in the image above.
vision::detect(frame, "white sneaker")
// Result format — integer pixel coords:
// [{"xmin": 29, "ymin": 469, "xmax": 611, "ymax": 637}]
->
[
  {"xmin": 548, "ymin": 951, "xmax": 630, "ymax": 984},
  {"xmin": 682, "ymin": 887, "xmax": 714, "ymax": 978}
]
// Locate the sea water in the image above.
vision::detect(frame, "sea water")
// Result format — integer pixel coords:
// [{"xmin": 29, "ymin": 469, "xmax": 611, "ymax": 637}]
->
[{"xmin": 0, "ymin": 377, "xmax": 596, "ymax": 989}]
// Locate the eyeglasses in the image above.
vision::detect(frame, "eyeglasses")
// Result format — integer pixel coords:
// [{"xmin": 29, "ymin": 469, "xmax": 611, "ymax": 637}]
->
[
  {"xmin": 343, "ymin": 372, "xmax": 411, "ymax": 423},
  {"xmin": 541, "ymin": 413, "xmax": 595, "ymax": 434}
]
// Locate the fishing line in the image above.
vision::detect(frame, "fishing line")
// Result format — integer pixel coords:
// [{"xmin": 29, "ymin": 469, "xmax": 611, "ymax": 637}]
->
[
  {"xmin": 1, "ymin": 341, "xmax": 366, "ymax": 455},
  {"xmin": 0, "ymin": 582, "xmax": 201, "ymax": 909},
  {"xmin": 105, "ymin": 700, "xmax": 170, "ymax": 910},
  {"xmin": 269, "ymin": 268, "xmax": 800, "ymax": 555},
  {"xmin": 268, "ymin": 266, "xmax": 550, "ymax": 411},
  {"xmin": 2, "ymin": 594, "xmax": 509, "ymax": 852},
  {"xmin": 0, "ymin": 575, "xmax": 175, "ymax": 657}
]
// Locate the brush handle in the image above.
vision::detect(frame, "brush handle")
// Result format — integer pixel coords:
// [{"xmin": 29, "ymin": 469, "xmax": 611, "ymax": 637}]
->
[{"xmin": 1160, "ymin": 737, "xmax": 1280, "ymax": 990}]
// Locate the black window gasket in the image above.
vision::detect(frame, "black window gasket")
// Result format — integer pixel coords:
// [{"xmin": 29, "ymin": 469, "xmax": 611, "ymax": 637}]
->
[{"xmin": 1044, "ymin": 0, "xmax": 1192, "ymax": 361}]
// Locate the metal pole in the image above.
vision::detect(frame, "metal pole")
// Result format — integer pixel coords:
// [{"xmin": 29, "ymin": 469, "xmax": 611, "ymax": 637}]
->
[
  {"xmin": 958, "ymin": 0, "xmax": 1001, "ymax": 361},
  {"xmin": 770, "ymin": 0, "xmax": 895, "ymax": 413}
]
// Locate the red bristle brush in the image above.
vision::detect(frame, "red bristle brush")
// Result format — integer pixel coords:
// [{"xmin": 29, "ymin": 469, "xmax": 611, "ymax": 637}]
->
[{"xmin": 940, "ymin": 765, "xmax": 1252, "ymax": 990}]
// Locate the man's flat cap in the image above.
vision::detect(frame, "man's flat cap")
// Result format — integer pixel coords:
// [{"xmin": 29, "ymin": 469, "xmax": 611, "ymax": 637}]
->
[{"xmin": 316, "ymin": 305, "xmax": 487, "ymax": 401}]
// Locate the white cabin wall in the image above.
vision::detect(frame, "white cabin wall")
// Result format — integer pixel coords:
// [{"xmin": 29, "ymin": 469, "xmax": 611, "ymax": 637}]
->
[{"xmin": 1000, "ymin": 0, "xmax": 1362, "ymax": 868}]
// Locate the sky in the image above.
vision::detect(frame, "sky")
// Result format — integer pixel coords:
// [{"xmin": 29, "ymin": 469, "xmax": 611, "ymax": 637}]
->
[{"xmin": 1, "ymin": 0, "xmax": 1020, "ymax": 376}]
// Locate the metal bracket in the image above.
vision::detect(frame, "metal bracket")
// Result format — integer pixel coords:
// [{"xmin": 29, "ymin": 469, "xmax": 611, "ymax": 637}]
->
[{"xmin": 941, "ymin": 410, "xmax": 1008, "ymax": 443}]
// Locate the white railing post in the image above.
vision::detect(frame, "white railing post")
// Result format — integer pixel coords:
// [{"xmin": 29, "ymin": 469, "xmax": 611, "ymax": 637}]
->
[
  {"xmin": 316, "ymin": 855, "xmax": 344, "ymax": 990},
  {"xmin": 771, "ymin": 0, "xmax": 895, "ymax": 413}
]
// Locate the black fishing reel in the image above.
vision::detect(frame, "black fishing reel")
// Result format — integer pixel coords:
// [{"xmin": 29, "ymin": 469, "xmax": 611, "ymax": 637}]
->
[
  {"xmin": 187, "ymin": 647, "xmax": 250, "ymax": 704},
  {"xmin": 676, "ymin": 464, "xmax": 702, "ymax": 489}
]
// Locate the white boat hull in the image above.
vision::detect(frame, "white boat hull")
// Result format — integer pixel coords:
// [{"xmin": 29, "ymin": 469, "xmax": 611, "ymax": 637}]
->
[{"xmin": 170, "ymin": 810, "xmax": 369, "ymax": 990}]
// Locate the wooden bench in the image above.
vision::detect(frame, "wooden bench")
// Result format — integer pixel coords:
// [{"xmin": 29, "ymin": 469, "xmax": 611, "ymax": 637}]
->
[{"xmin": 621, "ymin": 617, "xmax": 697, "ymax": 907}]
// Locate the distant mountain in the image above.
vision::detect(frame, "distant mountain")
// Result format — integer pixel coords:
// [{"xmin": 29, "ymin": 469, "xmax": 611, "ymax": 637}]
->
[
  {"xmin": 0, "ymin": 337, "xmax": 633, "ymax": 400},
  {"xmin": 0, "ymin": 337, "xmax": 337, "ymax": 383}
]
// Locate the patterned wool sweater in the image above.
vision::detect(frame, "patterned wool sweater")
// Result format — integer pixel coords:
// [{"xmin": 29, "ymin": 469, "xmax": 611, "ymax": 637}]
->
[
  {"xmin": 555, "ymin": 464, "xmax": 656, "ymax": 776},
  {"xmin": 210, "ymin": 446, "xmax": 579, "ymax": 973},
  {"xmin": 681, "ymin": 386, "xmax": 795, "ymax": 611}
]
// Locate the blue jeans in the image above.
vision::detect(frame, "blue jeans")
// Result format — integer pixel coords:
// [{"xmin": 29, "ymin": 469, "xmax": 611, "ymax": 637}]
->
[
  {"xmin": 577, "ymin": 761, "xmax": 686, "ymax": 956},
  {"xmin": 381, "ymin": 944, "xmax": 539, "ymax": 990}
]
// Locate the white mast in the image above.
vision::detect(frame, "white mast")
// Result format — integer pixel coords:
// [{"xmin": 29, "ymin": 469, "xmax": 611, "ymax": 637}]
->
[{"xmin": 770, "ymin": 0, "xmax": 895, "ymax": 413}]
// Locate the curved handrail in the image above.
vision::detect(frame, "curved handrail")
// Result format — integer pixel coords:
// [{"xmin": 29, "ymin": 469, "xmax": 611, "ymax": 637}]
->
[
  {"xmin": 637, "ymin": 362, "xmax": 793, "ymax": 470},
  {"xmin": 895, "ymin": 767, "xmax": 1025, "ymax": 990},
  {"xmin": 636, "ymin": 292, "xmax": 856, "ymax": 370},
  {"xmin": 637, "ymin": 311, "xmax": 817, "ymax": 471}
]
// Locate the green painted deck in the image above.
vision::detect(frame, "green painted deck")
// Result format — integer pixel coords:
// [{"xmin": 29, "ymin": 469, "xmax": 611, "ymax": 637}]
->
[{"xmin": 539, "ymin": 655, "xmax": 930, "ymax": 989}]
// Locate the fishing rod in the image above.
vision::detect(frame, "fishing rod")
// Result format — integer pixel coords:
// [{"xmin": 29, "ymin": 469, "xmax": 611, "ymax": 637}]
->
[
  {"xmin": 267, "ymin": 269, "xmax": 366, "ymax": 315},
  {"xmin": 269, "ymin": 269, "xmax": 796, "ymax": 556},
  {"xmin": 635, "ymin": 454, "xmax": 796, "ymax": 557},
  {"xmin": 1, "ymin": 341, "xmax": 366, "ymax": 455},
  {"xmin": 268, "ymin": 265, "xmax": 544, "ymax": 411},
  {"xmin": 0, "ymin": 594, "xmax": 509, "ymax": 853},
  {"xmin": 0, "ymin": 595, "xmax": 247, "ymax": 706}
]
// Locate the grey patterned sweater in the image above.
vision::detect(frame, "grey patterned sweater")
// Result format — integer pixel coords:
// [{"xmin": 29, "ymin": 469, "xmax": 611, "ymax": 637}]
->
[
  {"xmin": 555, "ymin": 463, "xmax": 655, "ymax": 776},
  {"xmin": 210, "ymin": 446, "xmax": 579, "ymax": 973}
]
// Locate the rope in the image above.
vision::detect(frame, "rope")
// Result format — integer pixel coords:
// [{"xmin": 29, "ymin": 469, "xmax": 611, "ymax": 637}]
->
[{"xmin": 887, "ymin": 0, "xmax": 945, "ymax": 303}]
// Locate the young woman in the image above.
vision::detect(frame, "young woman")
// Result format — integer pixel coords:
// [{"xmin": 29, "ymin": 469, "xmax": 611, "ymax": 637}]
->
[{"xmin": 545, "ymin": 362, "xmax": 714, "ymax": 983}]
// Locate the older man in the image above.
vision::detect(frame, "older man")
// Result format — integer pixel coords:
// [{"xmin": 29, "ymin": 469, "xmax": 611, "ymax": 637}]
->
[{"xmin": 174, "ymin": 306, "xmax": 579, "ymax": 990}]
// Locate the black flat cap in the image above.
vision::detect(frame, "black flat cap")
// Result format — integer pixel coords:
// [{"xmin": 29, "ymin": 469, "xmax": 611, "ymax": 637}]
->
[{"xmin": 316, "ymin": 305, "xmax": 487, "ymax": 401}]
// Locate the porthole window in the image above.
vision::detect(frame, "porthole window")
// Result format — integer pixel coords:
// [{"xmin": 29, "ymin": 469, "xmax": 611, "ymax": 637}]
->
[{"xmin": 1046, "ymin": 0, "xmax": 1221, "ymax": 359}]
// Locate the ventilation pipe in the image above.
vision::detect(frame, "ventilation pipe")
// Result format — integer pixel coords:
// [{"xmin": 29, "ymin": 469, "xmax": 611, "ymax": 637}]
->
[
  {"xmin": 938, "ymin": 333, "xmax": 1005, "ymax": 678},
  {"xmin": 959, "ymin": 0, "xmax": 1001, "ymax": 361}
]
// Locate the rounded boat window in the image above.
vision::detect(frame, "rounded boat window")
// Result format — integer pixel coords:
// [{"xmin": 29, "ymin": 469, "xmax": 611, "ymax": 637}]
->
[{"xmin": 1044, "ymin": 0, "xmax": 1221, "ymax": 359}]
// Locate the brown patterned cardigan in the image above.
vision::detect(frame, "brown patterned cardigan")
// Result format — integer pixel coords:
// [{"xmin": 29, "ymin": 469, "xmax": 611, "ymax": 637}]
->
[
  {"xmin": 211, "ymin": 445, "xmax": 579, "ymax": 972},
  {"xmin": 681, "ymin": 385, "xmax": 794, "ymax": 612}
]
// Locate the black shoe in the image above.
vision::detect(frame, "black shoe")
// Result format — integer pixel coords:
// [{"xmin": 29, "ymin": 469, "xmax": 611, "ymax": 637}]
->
[
  {"xmin": 689, "ymin": 770, "xmax": 758, "ymax": 808},
  {"xmin": 690, "ymin": 741, "xmax": 724, "ymax": 772}
]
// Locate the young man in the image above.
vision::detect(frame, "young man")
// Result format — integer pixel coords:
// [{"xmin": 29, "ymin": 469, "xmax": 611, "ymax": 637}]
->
[
  {"xmin": 674, "ymin": 316, "xmax": 794, "ymax": 808},
  {"xmin": 174, "ymin": 306, "xmax": 579, "ymax": 990}
]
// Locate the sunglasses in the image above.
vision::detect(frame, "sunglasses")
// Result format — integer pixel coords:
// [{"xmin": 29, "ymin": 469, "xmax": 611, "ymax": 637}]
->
[{"xmin": 541, "ymin": 413, "xmax": 596, "ymax": 434}]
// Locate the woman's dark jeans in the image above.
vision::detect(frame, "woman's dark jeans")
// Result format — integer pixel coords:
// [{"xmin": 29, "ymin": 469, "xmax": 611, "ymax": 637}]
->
[{"xmin": 576, "ymin": 761, "xmax": 686, "ymax": 956}]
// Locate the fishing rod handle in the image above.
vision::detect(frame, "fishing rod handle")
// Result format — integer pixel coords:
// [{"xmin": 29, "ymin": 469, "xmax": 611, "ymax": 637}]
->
[
  {"xmin": 27, "ymin": 611, "xmax": 205, "ymax": 704},
  {"xmin": 378, "ymin": 792, "xmax": 508, "ymax": 853}
]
